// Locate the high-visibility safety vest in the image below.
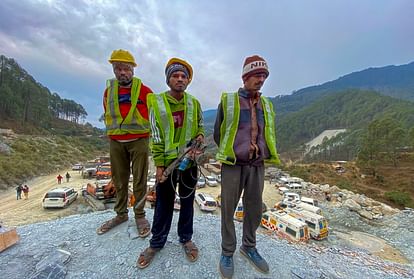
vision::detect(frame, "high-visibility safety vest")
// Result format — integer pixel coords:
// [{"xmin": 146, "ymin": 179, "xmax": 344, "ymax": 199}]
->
[
  {"xmin": 216, "ymin": 92, "xmax": 280, "ymax": 165},
  {"xmin": 147, "ymin": 92, "xmax": 199, "ymax": 160},
  {"xmin": 104, "ymin": 77, "xmax": 150, "ymax": 135}
]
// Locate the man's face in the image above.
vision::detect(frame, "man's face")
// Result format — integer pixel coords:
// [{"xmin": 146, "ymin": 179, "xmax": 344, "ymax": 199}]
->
[
  {"xmin": 244, "ymin": 73, "xmax": 267, "ymax": 92},
  {"xmin": 113, "ymin": 63, "xmax": 134, "ymax": 85},
  {"xmin": 168, "ymin": 70, "xmax": 189, "ymax": 92}
]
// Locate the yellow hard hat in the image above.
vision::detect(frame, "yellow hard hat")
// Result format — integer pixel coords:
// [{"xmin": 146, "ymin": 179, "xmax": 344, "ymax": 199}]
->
[
  {"xmin": 108, "ymin": 49, "xmax": 137, "ymax": 67},
  {"xmin": 165, "ymin": 58, "xmax": 193, "ymax": 83}
]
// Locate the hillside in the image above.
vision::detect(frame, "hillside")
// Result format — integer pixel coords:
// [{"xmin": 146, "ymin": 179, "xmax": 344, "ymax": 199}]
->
[
  {"xmin": 0, "ymin": 129, "xmax": 108, "ymax": 190},
  {"xmin": 0, "ymin": 55, "xmax": 109, "ymax": 189},
  {"xmin": 284, "ymin": 153, "xmax": 414, "ymax": 209},
  {"xmin": 276, "ymin": 89, "xmax": 414, "ymax": 153},
  {"xmin": 272, "ymin": 61, "xmax": 414, "ymax": 116},
  {"xmin": 0, "ymin": 55, "xmax": 91, "ymax": 131}
]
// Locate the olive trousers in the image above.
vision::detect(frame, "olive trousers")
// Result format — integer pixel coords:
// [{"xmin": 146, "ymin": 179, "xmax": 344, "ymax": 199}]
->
[{"xmin": 110, "ymin": 138, "xmax": 149, "ymax": 219}]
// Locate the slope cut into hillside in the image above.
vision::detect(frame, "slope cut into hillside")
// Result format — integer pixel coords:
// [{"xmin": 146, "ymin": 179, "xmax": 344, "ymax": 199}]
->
[{"xmin": 304, "ymin": 129, "xmax": 347, "ymax": 153}]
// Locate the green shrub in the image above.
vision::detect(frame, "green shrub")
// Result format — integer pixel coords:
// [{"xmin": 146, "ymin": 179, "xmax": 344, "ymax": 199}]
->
[
  {"xmin": 286, "ymin": 167, "xmax": 310, "ymax": 181},
  {"xmin": 385, "ymin": 191, "xmax": 414, "ymax": 208},
  {"xmin": 337, "ymin": 180, "xmax": 354, "ymax": 190}
]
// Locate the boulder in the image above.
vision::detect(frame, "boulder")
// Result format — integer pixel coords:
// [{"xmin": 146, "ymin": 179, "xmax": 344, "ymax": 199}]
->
[
  {"xmin": 358, "ymin": 209, "xmax": 374, "ymax": 220},
  {"xmin": 352, "ymin": 195, "xmax": 372, "ymax": 207},
  {"xmin": 328, "ymin": 185, "xmax": 340, "ymax": 194},
  {"xmin": 320, "ymin": 184, "xmax": 330, "ymax": 192},
  {"xmin": 380, "ymin": 203, "xmax": 400, "ymax": 216},
  {"xmin": 343, "ymin": 199, "xmax": 361, "ymax": 212},
  {"xmin": 372, "ymin": 206, "xmax": 383, "ymax": 215}
]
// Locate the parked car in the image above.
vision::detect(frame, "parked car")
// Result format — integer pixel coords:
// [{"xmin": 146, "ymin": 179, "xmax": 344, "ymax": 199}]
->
[
  {"xmin": 42, "ymin": 187, "xmax": 78, "ymax": 209},
  {"xmin": 195, "ymin": 192, "xmax": 217, "ymax": 212},
  {"xmin": 71, "ymin": 163, "xmax": 83, "ymax": 171},
  {"xmin": 197, "ymin": 177, "xmax": 206, "ymax": 188},
  {"xmin": 205, "ymin": 176, "xmax": 218, "ymax": 187}
]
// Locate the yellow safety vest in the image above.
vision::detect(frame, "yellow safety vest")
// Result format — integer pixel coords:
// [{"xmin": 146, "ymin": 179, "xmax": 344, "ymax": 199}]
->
[
  {"xmin": 216, "ymin": 92, "xmax": 280, "ymax": 165},
  {"xmin": 147, "ymin": 92, "xmax": 198, "ymax": 160},
  {"xmin": 104, "ymin": 77, "xmax": 150, "ymax": 135}
]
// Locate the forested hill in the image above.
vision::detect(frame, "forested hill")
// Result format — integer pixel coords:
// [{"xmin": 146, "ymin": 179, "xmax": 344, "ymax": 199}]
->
[
  {"xmin": 277, "ymin": 89, "xmax": 414, "ymax": 154},
  {"xmin": 0, "ymin": 55, "xmax": 99, "ymax": 135},
  {"xmin": 272, "ymin": 61, "xmax": 414, "ymax": 116}
]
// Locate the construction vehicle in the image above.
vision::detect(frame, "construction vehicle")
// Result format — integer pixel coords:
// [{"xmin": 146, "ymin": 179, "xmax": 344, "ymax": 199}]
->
[
  {"xmin": 146, "ymin": 185, "xmax": 156, "ymax": 207},
  {"xmin": 96, "ymin": 162, "xmax": 111, "ymax": 180},
  {"xmin": 82, "ymin": 161, "xmax": 98, "ymax": 179},
  {"xmin": 0, "ymin": 226, "xmax": 20, "ymax": 252},
  {"xmin": 261, "ymin": 209, "xmax": 310, "ymax": 243},
  {"xmin": 86, "ymin": 179, "xmax": 116, "ymax": 200}
]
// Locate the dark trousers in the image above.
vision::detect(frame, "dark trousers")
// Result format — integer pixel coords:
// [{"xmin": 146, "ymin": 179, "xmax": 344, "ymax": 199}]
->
[
  {"xmin": 150, "ymin": 166, "xmax": 197, "ymax": 249},
  {"xmin": 110, "ymin": 138, "xmax": 149, "ymax": 218},
  {"xmin": 220, "ymin": 164, "xmax": 264, "ymax": 256},
  {"xmin": 16, "ymin": 191, "xmax": 21, "ymax": 200}
]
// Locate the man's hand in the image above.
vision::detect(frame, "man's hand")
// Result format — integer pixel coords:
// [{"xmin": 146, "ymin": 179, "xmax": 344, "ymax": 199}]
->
[{"xmin": 156, "ymin": 166, "xmax": 166, "ymax": 183}]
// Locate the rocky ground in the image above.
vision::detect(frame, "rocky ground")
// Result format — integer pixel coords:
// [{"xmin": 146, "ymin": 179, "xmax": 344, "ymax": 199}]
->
[
  {"xmin": 1, "ymin": 209, "xmax": 413, "ymax": 279},
  {"xmin": 1, "ymin": 169, "xmax": 413, "ymax": 278}
]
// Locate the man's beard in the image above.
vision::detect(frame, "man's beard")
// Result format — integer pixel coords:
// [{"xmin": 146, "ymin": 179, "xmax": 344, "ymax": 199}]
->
[{"xmin": 119, "ymin": 77, "xmax": 132, "ymax": 86}]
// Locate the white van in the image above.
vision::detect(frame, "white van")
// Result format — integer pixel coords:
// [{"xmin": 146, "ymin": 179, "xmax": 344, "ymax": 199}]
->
[
  {"xmin": 297, "ymin": 202, "xmax": 322, "ymax": 215},
  {"xmin": 205, "ymin": 176, "xmax": 218, "ymax": 187},
  {"xmin": 301, "ymin": 197, "xmax": 319, "ymax": 207},
  {"xmin": 286, "ymin": 182, "xmax": 303, "ymax": 192},
  {"xmin": 278, "ymin": 186, "xmax": 290, "ymax": 195},
  {"xmin": 284, "ymin": 207, "xmax": 328, "ymax": 240},
  {"xmin": 261, "ymin": 210, "xmax": 310, "ymax": 243},
  {"xmin": 42, "ymin": 187, "xmax": 78, "ymax": 209}
]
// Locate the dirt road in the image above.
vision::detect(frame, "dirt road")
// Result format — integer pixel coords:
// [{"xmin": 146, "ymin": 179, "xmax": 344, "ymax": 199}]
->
[
  {"xmin": 0, "ymin": 166, "xmax": 282, "ymax": 227},
  {"xmin": 0, "ymin": 169, "xmax": 93, "ymax": 227}
]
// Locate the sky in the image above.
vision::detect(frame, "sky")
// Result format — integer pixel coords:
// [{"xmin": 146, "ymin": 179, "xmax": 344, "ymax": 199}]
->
[{"xmin": 1, "ymin": 0, "xmax": 413, "ymax": 127}]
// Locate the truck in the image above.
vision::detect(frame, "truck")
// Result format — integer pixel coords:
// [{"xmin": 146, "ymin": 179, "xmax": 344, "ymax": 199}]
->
[{"xmin": 96, "ymin": 162, "xmax": 111, "ymax": 180}]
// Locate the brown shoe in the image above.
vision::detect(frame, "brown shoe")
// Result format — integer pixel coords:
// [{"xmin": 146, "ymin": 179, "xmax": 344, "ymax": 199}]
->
[
  {"xmin": 135, "ymin": 217, "xmax": 151, "ymax": 238},
  {"xmin": 137, "ymin": 247, "xmax": 160, "ymax": 269},
  {"xmin": 96, "ymin": 215, "xmax": 128, "ymax": 235},
  {"xmin": 183, "ymin": 240, "xmax": 199, "ymax": 262}
]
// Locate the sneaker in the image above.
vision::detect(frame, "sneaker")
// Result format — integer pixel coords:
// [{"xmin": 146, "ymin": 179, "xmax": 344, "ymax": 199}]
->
[
  {"xmin": 219, "ymin": 254, "xmax": 234, "ymax": 279},
  {"xmin": 239, "ymin": 246, "xmax": 269, "ymax": 273}
]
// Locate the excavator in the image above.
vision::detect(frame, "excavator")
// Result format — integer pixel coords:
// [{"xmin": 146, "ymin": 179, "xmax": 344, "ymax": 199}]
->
[{"xmin": 86, "ymin": 179, "xmax": 116, "ymax": 200}]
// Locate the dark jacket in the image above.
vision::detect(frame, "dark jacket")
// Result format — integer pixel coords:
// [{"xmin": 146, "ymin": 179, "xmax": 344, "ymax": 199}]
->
[{"xmin": 214, "ymin": 88, "xmax": 270, "ymax": 166}]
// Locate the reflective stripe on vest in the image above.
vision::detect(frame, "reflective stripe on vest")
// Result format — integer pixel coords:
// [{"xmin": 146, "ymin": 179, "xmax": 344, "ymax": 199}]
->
[
  {"xmin": 148, "ymin": 92, "xmax": 198, "ymax": 159},
  {"xmin": 216, "ymin": 92, "xmax": 280, "ymax": 165},
  {"xmin": 216, "ymin": 93, "xmax": 239, "ymax": 165},
  {"xmin": 104, "ymin": 77, "xmax": 150, "ymax": 135}
]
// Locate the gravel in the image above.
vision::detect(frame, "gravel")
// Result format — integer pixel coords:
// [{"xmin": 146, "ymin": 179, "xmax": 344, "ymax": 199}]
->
[{"xmin": 1, "ymin": 208, "xmax": 413, "ymax": 279}]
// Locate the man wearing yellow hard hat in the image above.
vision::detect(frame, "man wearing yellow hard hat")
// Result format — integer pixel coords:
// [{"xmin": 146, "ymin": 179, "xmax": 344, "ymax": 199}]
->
[
  {"xmin": 97, "ymin": 49, "xmax": 152, "ymax": 238},
  {"xmin": 137, "ymin": 58, "xmax": 204, "ymax": 268}
]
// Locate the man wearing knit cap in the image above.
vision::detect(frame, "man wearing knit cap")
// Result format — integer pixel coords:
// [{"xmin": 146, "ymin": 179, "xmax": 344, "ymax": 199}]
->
[
  {"xmin": 214, "ymin": 55, "xmax": 280, "ymax": 278},
  {"xmin": 97, "ymin": 49, "xmax": 153, "ymax": 238},
  {"xmin": 137, "ymin": 58, "xmax": 204, "ymax": 269}
]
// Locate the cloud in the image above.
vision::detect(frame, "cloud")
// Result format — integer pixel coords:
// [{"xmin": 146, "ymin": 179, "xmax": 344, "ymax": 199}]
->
[{"xmin": 1, "ymin": 0, "xmax": 414, "ymax": 127}]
